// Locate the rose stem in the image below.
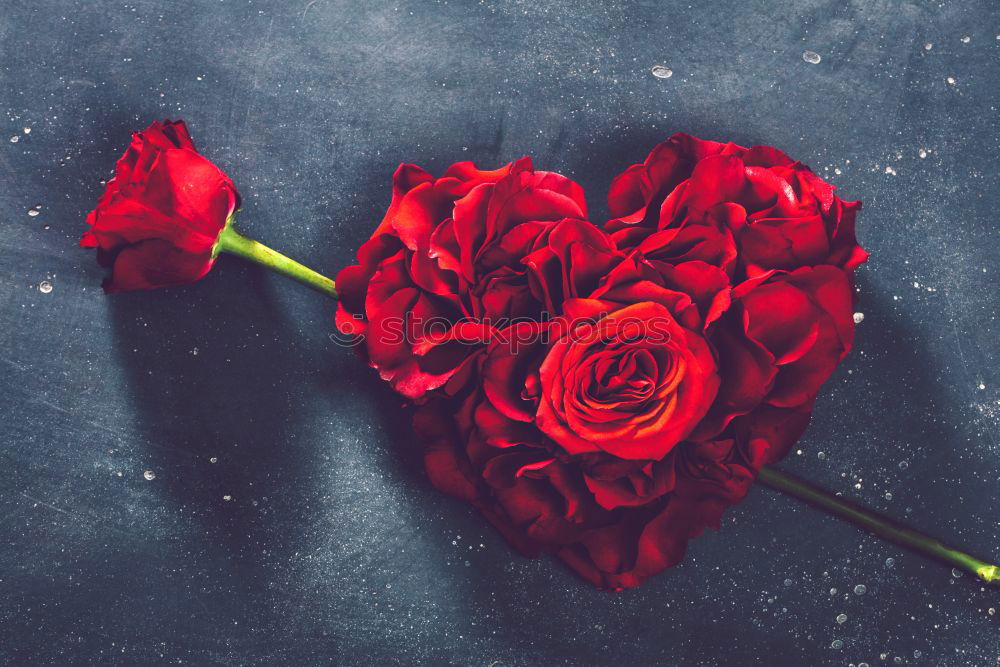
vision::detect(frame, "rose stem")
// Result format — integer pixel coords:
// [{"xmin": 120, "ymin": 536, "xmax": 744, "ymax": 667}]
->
[
  {"xmin": 214, "ymin": 219, "xmax": 337, "ymax": 299},
  {"xmin": 757, "ymin": 466, "xmax": 999, "ymax": 585}
]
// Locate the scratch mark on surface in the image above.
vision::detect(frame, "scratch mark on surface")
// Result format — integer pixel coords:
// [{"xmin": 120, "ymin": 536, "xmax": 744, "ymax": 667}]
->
[
  {"xmin": 20, "ymin": 492, "xmax": 75, "ymax": 518},
  {"xmin": 302, "ymin": 0, "xmax": 318, "ymax": 20}
]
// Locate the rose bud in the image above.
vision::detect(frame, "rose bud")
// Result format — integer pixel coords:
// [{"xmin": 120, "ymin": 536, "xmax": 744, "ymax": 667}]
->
[{"xmin": 82, "ymin": 120, "xmax": 335, "ymax": 296}]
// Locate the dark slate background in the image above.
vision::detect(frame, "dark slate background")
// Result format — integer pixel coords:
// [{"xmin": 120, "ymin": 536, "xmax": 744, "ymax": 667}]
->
[{"xmin": 1, "ymin": 0, "xmax": 998, "ymax": 664}]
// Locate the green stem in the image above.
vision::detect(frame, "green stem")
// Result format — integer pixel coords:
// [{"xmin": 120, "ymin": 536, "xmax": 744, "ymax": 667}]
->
[
  {"xmin": 757, "ymin": 466, "xmax": 998, "ymax": 585},
  {"xmin": 214, "ymin": 220, "xmax": 337, "ymax": 299}
]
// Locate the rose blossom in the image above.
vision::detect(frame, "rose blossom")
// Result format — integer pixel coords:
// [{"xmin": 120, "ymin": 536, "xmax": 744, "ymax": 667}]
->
[
  {"xmin": 335, "ymin": 157, "xmax": 615, "ymax": 399},
  {"xmin": 80, "ymin": 120, "xmax": 240, "ymax": 292}
]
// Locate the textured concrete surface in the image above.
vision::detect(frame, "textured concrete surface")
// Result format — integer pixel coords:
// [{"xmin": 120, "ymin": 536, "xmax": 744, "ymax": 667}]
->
[{"xmin": 1, "ymin": 0, "xmax": 998, "ymax": 664}]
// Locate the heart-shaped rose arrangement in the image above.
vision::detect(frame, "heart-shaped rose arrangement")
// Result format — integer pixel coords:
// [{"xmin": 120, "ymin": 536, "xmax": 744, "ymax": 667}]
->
[
  {"xmin": 333, "ymin": 135, "xmax": 867, "ymax": 590},
  {"xmin": 85, "ymin": 122, "xmax": 998, "ymax": 589}
]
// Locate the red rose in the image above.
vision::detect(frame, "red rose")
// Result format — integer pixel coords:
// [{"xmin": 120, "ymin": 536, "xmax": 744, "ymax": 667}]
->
[
  {"xmin": 606, "ymin": 133, "xmax": 868, "ymax": 279},
  {"xmin": 358, "ymin": 135, "xmax": 867, "ymax": 589},
  {"xmin": 534, "ymin": 282, "xmax": 720, "ymax": 461},
  {"xmin": 80, "ymin": 120, "xmax": 240, "ymax": 292},
  {"xmin": 334, "ymin": 157, "xmax": 591, "ymax": 399}
]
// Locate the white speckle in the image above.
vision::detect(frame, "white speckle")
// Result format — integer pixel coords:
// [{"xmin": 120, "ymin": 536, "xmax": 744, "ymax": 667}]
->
[
  {"xmin": 831, "ymin": 639, "xmax": 844, "ymax": 650},
  {"xmin": 960, "ymin": 36, "xmax": 971, "ymax": 43},
  {"xmin": 836, "ymin": 613, "xmax": 848, "ymax": 624},
  {"xmin": 27, "ymin": 208, "xmax": 40, "ymax": 217},
  {"xmin": 834, "ymin": 167, "xmax": 842, "ymax": 175},
  {"xmin": 913, "ymin": 281, "xmax": 920, "ymax": 288},
  {"xmin": 223, "ymin": 494, "xmax": 233, "ymax": 502},
  {"xmin": 802, "ymin": 50, "xmax": 821, "ymax": 64},
  {"xmin": 978, "ymin": 383, "xmax": 986, "ymax": 390},
  {"xmin": 918, "ymin": 148, "xmax": 928, "ymax": 158},
  {"xmin": 884, "ymin": 166, "xmax": 897, "ymax": 175},
  {"xmin": 924, "ymin": 42, "xmax": 933, "ymax": 50},
  {"xmin": 853, "ymin": 312, "xmax": 865, "ymax": 324},
  {"xmin": 853, "ymin": 584, "xmax": 867, "ymax": 595},
  {"xmin": 10, "ymin": 136, "xmax": 19, "ymax": 143},
  {"xmin": 885, "ymin": 557, "xmax": 895, "ymax": 568},
  {"xmin": 209, "ymin": 457, "xmax": 218, "ymax": 464},
  {"xmin": 23, "ymin": 127, "xmax": 31, "ymax": 134},
  {"xmin": 38, "ymin": 280, "xmax": 53, "ymax": 294},
  {"xmin": 946, "ymin": 76, "xmax": 956, "ymax": 85},
  {"xmin": 143, "ymin": 470, "xmax": 156, "ymax": 481},
  {"xmin": 190, "ymin": 347, "xmax": 199, "ymax": 356},
  {"xmin": 885, "ymin": 492, "xmax": 893, "ymax": 500},
  {"xmin": 650, "ymin": 65, "xmax": 673, "ymax": 79}
]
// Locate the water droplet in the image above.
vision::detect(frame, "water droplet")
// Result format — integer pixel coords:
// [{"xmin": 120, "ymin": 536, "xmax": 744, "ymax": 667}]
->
[
  {"xmin": 802, "ymin": 50, "xmax": 822, "ymax": 64},
  {"xmin": 38, "ymin": 280, "xmax": 53, "ymax": 294},
  {"xmin": 143, "ymin": 470, "xmax": 156, "ymax": 481},
  {"xmin": 830, "ymin": 639, "xmax": 844, "ymax": 650},
  {"xmin": 951, "ymin": 568, "xmax": 963, "ymax": 578},
  {"xmin": 23, "ymin": 127, "xmax": 31, "ymax": 134},
  {"xmin": 988, "ymin": 607, "xmax": 996, "ymax": 615},
  {"xmin": 884, "ymin": 166, "xmax": 897, "ymax": 176},
  {"xmin": 913, "ymin": 650, "xmax": 922, "ymax": 658},
  {"xmin": 924, "ymin": 42, "xmax": 933, "ymax": 50},
  {"xmin": 898, "ymin": 460, "xmax": 909, "ymax": 470},
  {"xmin": 784, "ymin": 578, "xmax": 793, "ymax": 587},
  {"xmin": 853, "ymin": 584, "xmax": 867, "ymax": 595},
  {"xmin": 27, "ymin": 208, "xmax": 40, "ymax": 217},
  {"xmin": 885, "ymin": 557, "xmax": 896, "ymax": 568},
  {"xmin": 10, "ymin": 136, "xmax": 19, "ymax": 143},
  {"xmin": 817, "ymin": 451, "xmax": 827, "ymax": 460},
  {"xmin": 884, "ymin": 492, "xmax": 893, "ymax": 500},
  {"xmin": 918, "ymin": 148, "xmax": 928, "ymax": 158},
  {"xmin": 859, "ymin": 663, "xmax": 870, "ymax": 667},
  {"xmin": 960, "ymin": 36, "xmax": 971, "ymax": 43},
  {"xmin": 836, "ymin": 613, "xmax": 848, "ymax": 624},
  {"xmin": 209, "ymin": 457, "xmax": 218, "ymax": 464},
  {"xmin": 946, "ymin": 76, "xmax": 956, "ymax": 85},
  {"xmin": 829, "ymin": 587, "xmax": 838, "ymax": 595},
  {"xmin": 650, "ymin": 65, "xmax": 673, "ymax": 79},
  {"xmin": 853, "ymin": 312, "xmax": 865, "ymax": 324}
]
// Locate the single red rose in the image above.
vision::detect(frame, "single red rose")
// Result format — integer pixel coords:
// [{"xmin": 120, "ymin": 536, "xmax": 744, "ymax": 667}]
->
[
  {"xmin": 80, "ymin": 120, "xmax": 240, "ymax": 292},
  {"xmin": 535, "ymin": 299, "xmax": 719, "ymax": 461},
  {"xmin": 334, "ymin": 157, "xmax": 590, "ymax": 399},
  {"xmin": 607, "ymin": 133, "xmax": 868, "ymax": 280}
]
